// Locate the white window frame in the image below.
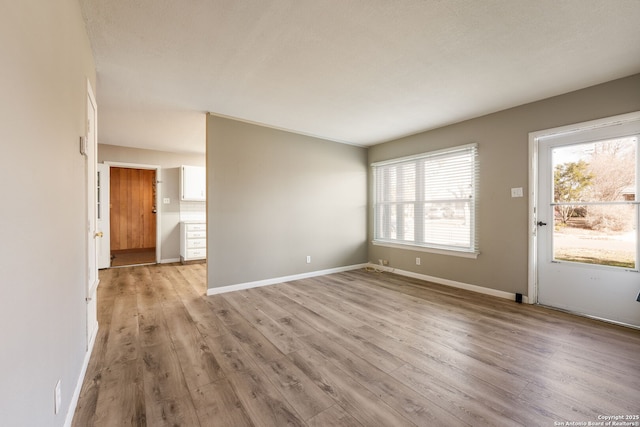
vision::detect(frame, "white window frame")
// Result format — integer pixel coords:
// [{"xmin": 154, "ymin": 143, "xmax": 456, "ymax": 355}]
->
[{"xmin": 372, "ymin": 143, "xmax": 479, "ymax": 258}]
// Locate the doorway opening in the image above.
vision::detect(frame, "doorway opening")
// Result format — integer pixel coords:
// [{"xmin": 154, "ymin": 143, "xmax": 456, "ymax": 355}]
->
[
  {"xmin": 528, "ymin": 111, "xmax": 640, "ymax": 328},
  {"xmin": 104, "ymin": 163, "xmax": 162, "ymax": 267}
]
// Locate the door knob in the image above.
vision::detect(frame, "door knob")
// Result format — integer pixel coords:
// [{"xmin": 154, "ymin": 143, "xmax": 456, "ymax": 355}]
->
[
  {"xmin": 537, "ymin": 221, "xmax": 547, "ymax": 227},
  {"xmin": 95, "ymin": 231, "xmax": 104, "ymax": 238}
]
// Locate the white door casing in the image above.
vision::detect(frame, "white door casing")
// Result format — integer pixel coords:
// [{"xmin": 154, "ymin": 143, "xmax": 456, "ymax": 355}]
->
[
  {"xmin": 529, "ymin": 112, "xmax": 640, "ymax": 328},
  {"xmin": 85, "ymin": 81, "xmax": 99, "ymax": 348},
  {"xmin": 97, "ymin": 163, "xmax": 111, "ymax": 269}
]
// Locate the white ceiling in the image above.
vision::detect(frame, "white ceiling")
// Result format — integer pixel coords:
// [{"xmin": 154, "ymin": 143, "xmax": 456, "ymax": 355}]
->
[{"xmin": 80, "ymin": 0, "xmax": 640, "ymax": 154}]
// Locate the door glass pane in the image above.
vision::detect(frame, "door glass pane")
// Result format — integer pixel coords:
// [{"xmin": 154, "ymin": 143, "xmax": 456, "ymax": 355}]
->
[
  {"xmin": 551, "ymin": 136, "xmax": 637, "ymax": 269},
  {"xmin": 553, "ymin": 204, "xmax": 636, "ymax": 269}
]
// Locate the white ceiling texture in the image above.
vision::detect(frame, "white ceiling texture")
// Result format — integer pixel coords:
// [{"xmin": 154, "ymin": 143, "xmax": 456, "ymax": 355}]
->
[{"xmin": 80, "ymin": 0, "xmax": 640, "ymax": 154}]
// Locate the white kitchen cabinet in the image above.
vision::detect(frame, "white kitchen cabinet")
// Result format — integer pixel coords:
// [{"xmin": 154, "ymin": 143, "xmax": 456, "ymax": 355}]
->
[
  {"xmin": 180, "ymin": 221, "xmax": 206, "ymax": 263},
  {"xmin": 180, "ymin": 165, "xmax": 206, "ymax": 201}
]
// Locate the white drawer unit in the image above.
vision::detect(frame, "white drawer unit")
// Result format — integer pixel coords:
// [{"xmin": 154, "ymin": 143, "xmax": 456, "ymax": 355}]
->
[{"xmin": 180, "ymin": 221, "xmax": 207, "ymax": 263}]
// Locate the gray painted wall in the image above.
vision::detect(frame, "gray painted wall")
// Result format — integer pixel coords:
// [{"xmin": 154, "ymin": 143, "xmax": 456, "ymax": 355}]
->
[
  {"xmin": 207, "ymin": 115, "xmax": 368, "ymax": 289},
  {"xmin": 369, "ymin": 74, "xmax": 640, "ymax": 296},
  {"xmin": 98, "ymin": 144, "xmax": 206, "ymax": 262},
  {"xmin": 0, "ymin": 1, "xmax": 96, "ymax": 425}
]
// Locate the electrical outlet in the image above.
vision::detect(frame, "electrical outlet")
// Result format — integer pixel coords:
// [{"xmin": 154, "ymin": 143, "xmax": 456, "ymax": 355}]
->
[
  {"xmin": 511, "ymin": 187, "xmax": 523, "ymax": 198},
  {"xmin": 416, "ymin": 257, "xmax": 421, "ymax": 265},
  {"xmin": 382, "ymin": 260, "xmax": 389, "ymax": 266},
  {"xmin": 306, "ymin": 255, "xmax": 311, "ymax": 264},
  {"xmin": 163, "ymin": 197, "xmax": 170, "ymax": 204},
  {"xmin": 54, "ymin": 380, "xmax": 61, "ymax": 415}
]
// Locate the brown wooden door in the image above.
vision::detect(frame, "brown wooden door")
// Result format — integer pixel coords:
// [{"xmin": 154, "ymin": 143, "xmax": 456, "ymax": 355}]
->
[{"xmin": 110, "ymin": 167, "xmax": 157, "ymax": 251}]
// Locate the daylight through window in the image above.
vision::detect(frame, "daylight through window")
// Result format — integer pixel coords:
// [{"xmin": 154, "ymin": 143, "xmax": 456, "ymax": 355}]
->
[{"xmin": 372, "ymin": 143, "xmax": 478, "ymax": 255}]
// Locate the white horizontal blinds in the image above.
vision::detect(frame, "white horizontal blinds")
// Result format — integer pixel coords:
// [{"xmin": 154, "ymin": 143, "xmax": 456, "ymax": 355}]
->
[{"xmin": 373, "ymin": 143, "xmax": 478, "ymax": 254}]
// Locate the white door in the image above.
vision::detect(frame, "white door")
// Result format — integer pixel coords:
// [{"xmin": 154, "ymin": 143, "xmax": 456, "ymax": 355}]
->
[
  {"xmin": 86, "ymin": 81, "xmax": 99, "ymax": 348},
  {"xmin": 534, "ymin": 113, "xmax": 640, "ymax": 328},
  {"xmin": 97, "ymin": 163, "xmax": 111, "ymax": 269}
]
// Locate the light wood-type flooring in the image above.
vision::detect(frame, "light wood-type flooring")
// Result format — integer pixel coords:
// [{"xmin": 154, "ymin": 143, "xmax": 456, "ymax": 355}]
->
[{"xmin": 72, "ymin": 263, "xmax": 640, "ymax": 426}]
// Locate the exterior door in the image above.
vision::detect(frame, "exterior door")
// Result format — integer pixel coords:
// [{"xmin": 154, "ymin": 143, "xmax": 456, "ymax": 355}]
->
[
  {"xmin": 86, "ymin": 82, "xmax": 99, "ymax": 348},
  {"xmin": 97, "ymin": 163, "xmax": 111, "ymax": 269},
  {"xmin": 110, "ymin": 167, "xmax": 157, "ymax": 251},
  {"xmin": 534, "ymin": 113, "xmax": 640, "ymax": 328}
]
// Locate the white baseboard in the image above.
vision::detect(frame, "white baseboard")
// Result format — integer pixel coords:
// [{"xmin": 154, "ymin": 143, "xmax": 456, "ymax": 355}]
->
[
  {"xmin": 366, "ymin": 263, "xmax": 529, "ymax": 303},
  {"xmin": 64, "ymin": 323, "xmax": 99, "ymax": 427},
  {"xmin": 160, "ymin": 258, "xmax": 181, "ymax": 264},
  {"xmin": 207, "ymin": 263, "xmax": 369, "ymax": 296}
]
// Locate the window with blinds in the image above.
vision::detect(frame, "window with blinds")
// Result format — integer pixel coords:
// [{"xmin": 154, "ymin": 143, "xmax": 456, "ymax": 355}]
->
[{"xmin": 372, "ymin": 143, "xmax": 479, "ymax": 255}]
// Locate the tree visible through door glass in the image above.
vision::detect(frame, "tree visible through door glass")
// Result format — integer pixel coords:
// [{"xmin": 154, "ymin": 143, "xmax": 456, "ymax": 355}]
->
[{"xmin": 552, "ymin": 136, "xmax": 637, "ymax": 269}]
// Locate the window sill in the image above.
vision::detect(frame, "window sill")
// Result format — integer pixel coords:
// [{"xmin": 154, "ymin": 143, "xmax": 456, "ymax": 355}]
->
[{"xmin": 372, "ymin": 240, "xmax": 479, "ymax": 259}]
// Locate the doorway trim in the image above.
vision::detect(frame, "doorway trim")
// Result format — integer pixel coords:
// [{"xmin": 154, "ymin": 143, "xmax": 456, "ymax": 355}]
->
[
  {"xmin": 527, "ymin": 110, "xmax": 640, "ymax": 305},
  {"xmin": 104, "ymin": 161, "xmax": 162, "ymax": 264}
]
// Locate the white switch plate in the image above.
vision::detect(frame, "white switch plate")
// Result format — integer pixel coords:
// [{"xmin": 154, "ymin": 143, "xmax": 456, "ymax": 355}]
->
[
  {"xmin": 163, "ymin": 198, "xmax": 171, "ymax": 204},
  {"xmin": 511, "ymin": 187, "xmax": 523, "ymax": 198},
  {"xmin": 416, "ymin": 257, "xmax": 421, "ymax": 265},
  {"xmin": 306, "ymin": 255, "xmax": 311, "ymax": 264}
]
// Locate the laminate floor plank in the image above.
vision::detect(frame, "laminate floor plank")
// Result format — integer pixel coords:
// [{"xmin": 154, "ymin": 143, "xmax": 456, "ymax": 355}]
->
[
  {"xmin": 103, "ymin": 294, "xmax": 140, "ymax": 366},
  {"xmin": 243, "ymin": 287, "xmax": 296, "ymax": 320},
  {"xmin": 72, "ymin": 266, "xmax": 640, "ymax": 427},
  {"xmin": 169, "ymin": 273, "xmax": 228, "ymax": 340},
  {"xmin": 288, "ymin": 348, "xmax": 417, "ymax": 427},
  {"xmin": 278, "ymin": 281, "xmax": 366, "ymax": 330},
  {"xmin": 190, "ymin": 378, "xmax": 254, "ymax": 427},
  {"xmin": 298, "ymin": 332, "xmax": 466, "ymax": 426},
  {"xmin": 259, "ymin": 356, "xmax": 335, "ymax": 420},
  {"xmin": 261, "ymin": 293, "xmax": 344, "ymax": 337},
  {"xmin": 248, "ymin": 287, "xmax": 320, "ymax": 339},
  {"xmin": 306, "ymin": 405, "xmax": 363, "ymax": 427},
  {"xmin": 141, "ymin": 341, "xmax": 201, "ymax": 426},
  {"xmin": 162, "ymin": 302, "xmax": 226, "ymax": 389},
  {"xmin": 175, "ymin": 263, "xmax": 207, "ymax": 294},
  {"xmin": 303, "ymin": 276, "xmax": 512, "ymax": 362},
  {"xmin": 297, "ymin": 284, "xmax": 531, "ymax": 393},
  {"xmin": 226, "ymin": 366, "xmax": 307, "ymax": 427},
  {"xmin": 224, "ymin": 291, "xmax": 304, "ymax": 355},
  {"xmin": 320, "ymin": 273, "xmax": 487, "ymax": 337},
  {"xmin": 390, "ymin": 363, "xmax": 531, "ymax": 427},
  {"xmin": 202, "ymin": 332, "xmax": 258, "ymax": 375},
  {"xmin": 552, "ymin": 345, "xmax": 640, "ymax": 388},
  {"xmin": 353, "ymin": 319, "xmax": 531, "ymax": 397},
  {"xmin": 212, "ymin": 295, "xmax": 287, "ymax": 365},
  {"xmin": 137, "ymin": 300, "xmax": 171, "ymax": 349},
  {"xmin": 92, "ymin": 359, "xmax": 146, "ymax": 427}
]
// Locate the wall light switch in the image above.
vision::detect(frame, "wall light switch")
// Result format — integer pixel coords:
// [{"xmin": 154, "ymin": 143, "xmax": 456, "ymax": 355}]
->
[
  {"xmin": 163, "ymin": 198, "xmax": 171, "ymax": 204},
  {"xmin": 511, "ymin": 187, "xmax": 523, "ymax": 198}
]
